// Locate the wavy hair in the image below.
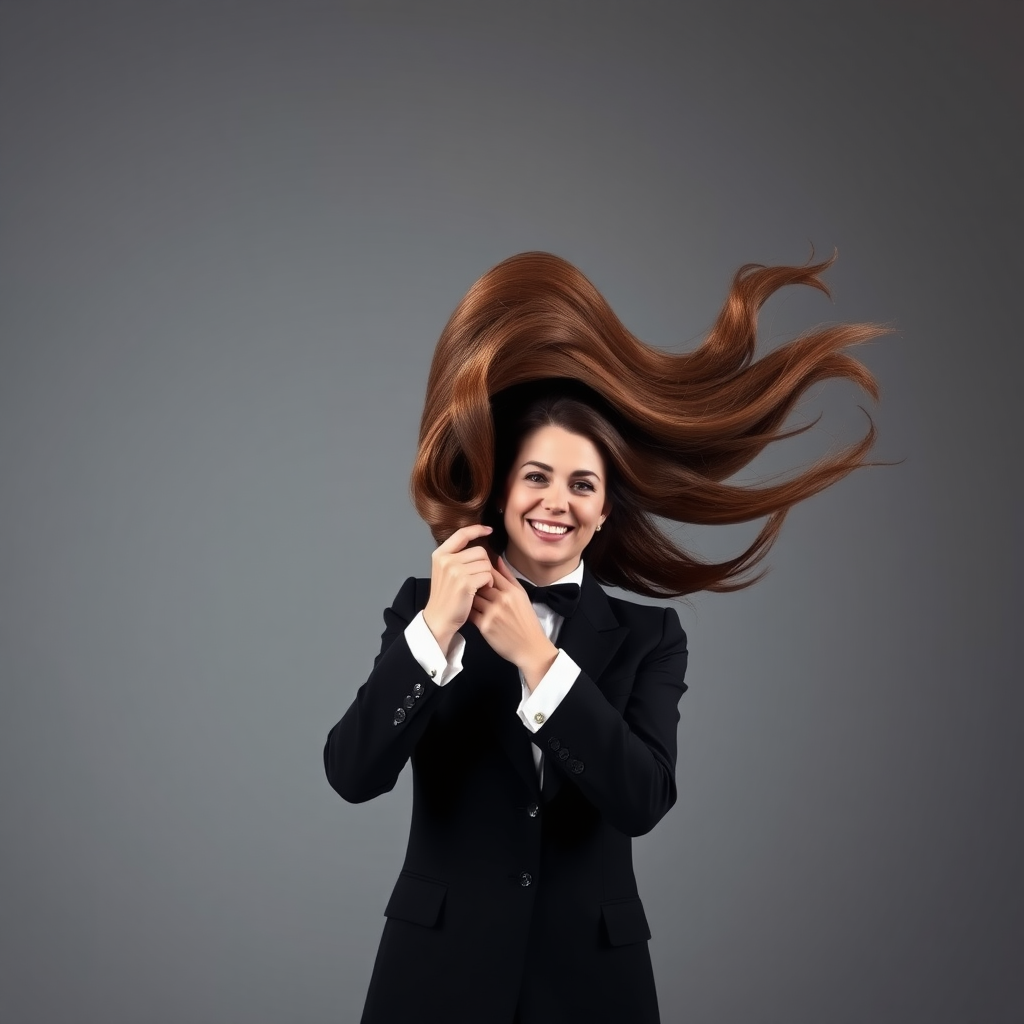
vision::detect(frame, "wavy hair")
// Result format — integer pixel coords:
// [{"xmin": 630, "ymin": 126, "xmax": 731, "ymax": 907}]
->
[{"xmin": 410, "ymin": 251, "xmax": 888, "ymax": 597}]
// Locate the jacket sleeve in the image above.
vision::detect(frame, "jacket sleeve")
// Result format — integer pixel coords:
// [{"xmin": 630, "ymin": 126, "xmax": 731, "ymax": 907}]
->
[
  {"xmin": 532, "ymin": 606, "xmax": 689, "ymax": 837},
  {"xmin": 323, "ymin": 577, "xmax": 448, "ymax": 803}
]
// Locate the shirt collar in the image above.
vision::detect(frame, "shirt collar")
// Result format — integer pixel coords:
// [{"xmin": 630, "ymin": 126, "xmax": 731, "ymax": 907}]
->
[{"xmin": 502, "ymin": 553, "xmax": 585, "ymax": 588}]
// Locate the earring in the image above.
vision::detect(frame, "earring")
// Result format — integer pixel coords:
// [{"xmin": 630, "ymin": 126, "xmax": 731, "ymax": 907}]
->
[
  {"xmin": 596, "ymin": 522, "xmax": 602, "ymax": 532},
  {"xmin": 497, "ymin": 508, "xmax": 503, "ymax": 514}
]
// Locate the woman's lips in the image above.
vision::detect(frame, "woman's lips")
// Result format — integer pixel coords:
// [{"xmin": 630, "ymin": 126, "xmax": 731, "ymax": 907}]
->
[{"xmin": 527, "ymin": 519, "xmax": 573, "ymax": 542}]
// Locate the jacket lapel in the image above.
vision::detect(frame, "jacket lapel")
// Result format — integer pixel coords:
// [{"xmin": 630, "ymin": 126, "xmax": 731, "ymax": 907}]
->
[
  {"xmin": 555, "ymin": 568, "xmax": 629, "ymax": 690},
  {"xmin": 542, "ymin": 568, "xmax": 629, "ymax": 802}
]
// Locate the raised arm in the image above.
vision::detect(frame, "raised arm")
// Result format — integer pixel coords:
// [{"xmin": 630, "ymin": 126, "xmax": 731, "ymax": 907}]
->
[
  {"xmin": 323, "ymin": 526, "xmax": 495, "ymax": 803},
  {"xmin": 323, "ymin": 576, "xmax": 438, "ymax": 802},
  {"xmin": 531, "ymin": 606, "xmax": 689, "ymax": 836}
]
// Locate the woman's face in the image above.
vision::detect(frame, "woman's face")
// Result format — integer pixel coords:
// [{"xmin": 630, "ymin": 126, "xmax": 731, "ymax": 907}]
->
[{"xmin": 501, "ymin": 424, "xmax": 610, "ymax": 586}]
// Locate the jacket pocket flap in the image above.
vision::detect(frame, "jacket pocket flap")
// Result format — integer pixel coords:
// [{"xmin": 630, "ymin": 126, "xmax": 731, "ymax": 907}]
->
[
  {"xmin": 601, "ymin": 896, "xmax": 652, "ymax": 947},
  {"xmin": 384, "ymin": 872, "xmax": 447, "ymax": 928}
]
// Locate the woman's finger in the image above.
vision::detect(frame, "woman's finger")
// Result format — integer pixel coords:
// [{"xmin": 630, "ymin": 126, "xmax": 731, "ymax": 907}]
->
[
  {"xmin": 472, "ymin": 584, "xmax": 499, "ymax": 609},
  {"xmin": 468, "ymin": 570, "xmax": 495, "ymax": 592},
  {"xmin": 435, "ymin": 524, "xmax": 493, "ymax": 554},
  {"xmin": 495, "ymin": 556, "xmax": 521, "ymax": 586},
  {"xmin": 485, "ymin": 569, "xmax": 508, "ymax": 591},
  {"xmin": 488, "ymin": 557, "xmax": 522, "ymax": 592},
  {"xmin": 435, "ymin": 557, "xmax": 492, "ymax": 587},
  {"xmin": 448, "ymin": 545, "xmax": 495, "ymax": 566}
]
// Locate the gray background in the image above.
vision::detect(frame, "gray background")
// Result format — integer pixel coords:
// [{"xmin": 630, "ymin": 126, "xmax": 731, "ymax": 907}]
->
[{"xmin": 2, "ymin": 1, "xmax": 1021, "ymax": 1021}]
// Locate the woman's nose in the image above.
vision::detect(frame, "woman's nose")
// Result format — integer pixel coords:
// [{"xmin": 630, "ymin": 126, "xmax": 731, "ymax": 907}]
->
[{"xmin": 543, "ymin": 486, "xmax": 568, "ymax": 511}]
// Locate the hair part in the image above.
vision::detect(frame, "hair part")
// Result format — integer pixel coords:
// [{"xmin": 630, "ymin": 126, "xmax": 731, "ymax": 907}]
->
[{"xmin": 411, "ymin": 251, "xmax": 889, "ymax": 597}]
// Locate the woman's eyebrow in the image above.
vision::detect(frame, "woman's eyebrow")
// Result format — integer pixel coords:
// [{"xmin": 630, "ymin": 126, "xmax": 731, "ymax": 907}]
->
[{"xmin": 521, "ymin": 460, "xmax": 601, "ymax": 481}]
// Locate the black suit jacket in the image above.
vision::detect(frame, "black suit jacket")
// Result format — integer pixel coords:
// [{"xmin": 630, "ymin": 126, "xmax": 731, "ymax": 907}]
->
[{"xmin": 324, "ymin": 568, "xmax": 689, "ymax": 1024}]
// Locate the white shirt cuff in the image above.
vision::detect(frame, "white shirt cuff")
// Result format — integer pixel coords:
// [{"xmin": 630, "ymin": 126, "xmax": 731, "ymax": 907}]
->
[
  {"xmin": 517, "ymin": 650, "xmax": 581, "ymax": 732},
  {"xmin": 403, "ymin": 612, "xmax": 465, "ymax": 687}
]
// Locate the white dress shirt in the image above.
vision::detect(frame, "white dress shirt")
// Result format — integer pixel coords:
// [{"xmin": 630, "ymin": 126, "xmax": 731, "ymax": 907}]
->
[{"xmin": 403, "ymin": 557, "xmax": 584, "ymax": 783}]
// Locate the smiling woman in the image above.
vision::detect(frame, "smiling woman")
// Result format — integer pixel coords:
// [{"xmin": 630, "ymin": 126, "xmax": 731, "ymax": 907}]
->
[
  {"xmin": 323, "ymin": 251, "xmax": 887, "ymax": 1024},
  {"xmin": 501, "ymin": 423, "xmax": 609, "ymax": 584}
]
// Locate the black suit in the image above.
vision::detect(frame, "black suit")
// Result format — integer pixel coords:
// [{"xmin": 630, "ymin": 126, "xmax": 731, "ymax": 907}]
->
[{"xmin": 324, "ymin": 568, "xmax": 689, "ymax": 1024}]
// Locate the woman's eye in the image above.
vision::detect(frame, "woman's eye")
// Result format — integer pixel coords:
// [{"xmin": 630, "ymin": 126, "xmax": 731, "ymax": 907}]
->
[{"xmin": 521, "ymin": 473, "xmax": 595, "ymax": 492}]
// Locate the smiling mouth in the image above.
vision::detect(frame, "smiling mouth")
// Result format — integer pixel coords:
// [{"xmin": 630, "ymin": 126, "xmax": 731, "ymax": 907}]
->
[{"xmin": 527, "ymin": 519, "xmax": 573, "ymax": 537}]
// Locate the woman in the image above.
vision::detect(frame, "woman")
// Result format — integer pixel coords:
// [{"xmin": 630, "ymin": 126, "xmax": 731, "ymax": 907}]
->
[{"xmin": 324, "ymin": 252, "xmax": 886, "ymax": 1023}]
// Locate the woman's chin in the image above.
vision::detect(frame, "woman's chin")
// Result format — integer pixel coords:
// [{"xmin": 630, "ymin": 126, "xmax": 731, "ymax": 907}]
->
[{"xmin": 508, "ymin": 538, "xmax": 582, "ymax": 579}]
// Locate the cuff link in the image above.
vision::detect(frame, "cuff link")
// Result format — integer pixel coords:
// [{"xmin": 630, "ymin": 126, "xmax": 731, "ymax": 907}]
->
[
  {"xmin": 533, "ymin": 712, "xmax": 546, "ymax": 725},
  {"xmin": 429, "ymin": 669, "xmax": 437, "ymax": 678}
]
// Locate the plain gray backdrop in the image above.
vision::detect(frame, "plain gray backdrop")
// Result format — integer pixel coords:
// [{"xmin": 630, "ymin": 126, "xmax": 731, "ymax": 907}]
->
[{"xmin": 2, "ymin": 2, "xmax": 1021, "ymax": 1022}]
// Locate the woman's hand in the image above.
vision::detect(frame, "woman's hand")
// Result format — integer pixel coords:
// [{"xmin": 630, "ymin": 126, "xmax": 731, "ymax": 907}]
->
[
  {"xmin": 468, "ymin": 557, "xmax": 558, "ymax": 691},
  {"xmin": 422, "ymin": 524, "xmax": 496, "ymax": 655}
]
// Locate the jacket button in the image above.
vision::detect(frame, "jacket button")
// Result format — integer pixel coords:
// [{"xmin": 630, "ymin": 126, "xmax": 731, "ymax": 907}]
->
[
  {"xmin": 520, "ymin": 872, "xmax": 532, "ymax": 887},
  {"xmin": 393, "ymin": 708, "xmax": 407, "ymax": 725},
  {"xmin": 412, "ymin": 682, "xmax": 424, "ymax": 697},
  {"xmin": 403, "ymin": 694, "xmax": 416, "ymax": 709},
  {"xmin": 547, "ymin": 737, "xmax": 561, "ymax": 751},
  {"xmin": 557, "ymin": 747, "xmax": 570, "ymax": 760},
  {"xmin": 526, "ymin": 803, "xmax": 539, "ymax": 818},
  {"xmin": 569, "ymin": 759, "xmax": 584, "ymax": 774}
]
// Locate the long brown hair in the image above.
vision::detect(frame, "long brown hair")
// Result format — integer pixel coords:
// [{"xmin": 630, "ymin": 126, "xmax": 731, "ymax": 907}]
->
[{"xmin": 411, "ymin": 251, "xmax": 888, "ymax": 597}]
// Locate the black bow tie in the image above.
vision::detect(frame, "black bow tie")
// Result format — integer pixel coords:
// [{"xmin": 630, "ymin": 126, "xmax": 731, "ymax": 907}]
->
[{"xmin": 519, "ymin": 580, "xmax": 581, "ymax": 619}]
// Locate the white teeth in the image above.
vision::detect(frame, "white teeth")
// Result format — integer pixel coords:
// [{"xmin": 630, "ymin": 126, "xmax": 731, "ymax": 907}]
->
[{"xmin": 529, "ymin": 521, "xmax": 569, "ymax": 535}]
